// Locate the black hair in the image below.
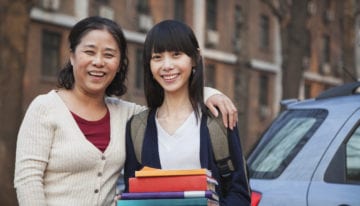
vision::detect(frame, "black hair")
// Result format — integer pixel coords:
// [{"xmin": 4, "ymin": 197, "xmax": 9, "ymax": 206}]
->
[
  {"xmin": 57, "ymin": 16, "xmax": 129, "ymax": 96},
  {"xmin": 143, "ymin": 20, "xmax": 206, "ymax": 120}
]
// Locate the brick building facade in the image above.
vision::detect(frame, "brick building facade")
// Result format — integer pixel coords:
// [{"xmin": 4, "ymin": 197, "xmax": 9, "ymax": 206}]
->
[{"xmin": 23, "ymin": 0, "xmax": 350, "ymax": 154}]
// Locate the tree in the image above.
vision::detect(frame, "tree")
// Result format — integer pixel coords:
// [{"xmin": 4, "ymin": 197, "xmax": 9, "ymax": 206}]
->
[
  {"xmin": 0, "ymin": 0, "xmax": 34, "ymax": 205},
  {"xmin": 261, "ymin": 0, "xmax": 309, "ymax": 99}
]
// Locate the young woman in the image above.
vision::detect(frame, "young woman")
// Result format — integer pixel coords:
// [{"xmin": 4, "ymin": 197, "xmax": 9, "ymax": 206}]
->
[
  {"xmin": 124, "ymin": 20, "xmax": 251, "ymax": 205},
  {"xmin": 14, "ymin": 16, "xmax": 238, "ymax": 206}
]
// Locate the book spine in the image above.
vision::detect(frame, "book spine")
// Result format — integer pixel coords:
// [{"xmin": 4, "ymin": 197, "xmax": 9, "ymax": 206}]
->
[
  {"xmin": 135, "ymin": 168, "xmax": 211, "ymax": 177},
  {"xmin": 129, "ymin": 175, "xmax": 216, "ymax": 193},
  {"xmin": 117, "ymin": 197, "xmax": 218, "ymax": 206},
  {"xmin": 184, "ymin": 191, "xmax": 217, "ymax": 200},
  {"xmin": 121, "ymin": 190, "xmax": 218, "ymax": 201}
]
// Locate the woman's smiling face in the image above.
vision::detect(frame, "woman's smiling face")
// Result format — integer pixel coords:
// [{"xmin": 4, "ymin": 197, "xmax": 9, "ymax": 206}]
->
[
  {"xmin": 150, "ymin": 50, "xmax": 193, "ymax": 94},
  {"xmin": 70, "ymin": 29, "xmax": 120, "ymax": 96}
]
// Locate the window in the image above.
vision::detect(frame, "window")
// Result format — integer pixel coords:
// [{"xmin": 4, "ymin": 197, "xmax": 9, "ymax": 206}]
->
[
  {"xmin": 41, "ymin": 30, "xmax": 61, "ymax": 78},
  {"xmin": 205, "ymin": 64, "xmax": 216, "ymax": 88},
  {"xmin": 96, "ymin": 0, "xmax": 109, "ymax": 3},
  {"xmin": 206, "ymin": 0, "xmax": 217, "ymax": 30},
  {"xmin": 137, "ymin": 0, "xmax": 149, "ymax": 14},
  {"xmin": 234, "ymin": 71, "xmax": 242, "ymax": 103},
  {"xmin": 259, "ymin": 74, "xmax": 269, "ymax": 107},
  {"xmin": 135, "ymin": 48, "xmax": 144, "ymax": 90},
  {"xmin": 174, "ymin": 0, "xmax": 185, "ymax": 22},
  {"xmin": 322, "ymin": 34, "xmax": 330, "ymax": 63},
  {"xmin": 322, "ymin": 0, "xmax": 333, "ymax": 24},
  {"xmin": 234, "ymin": 6, "xmax": 242, "ymax": 52},
  {"xmin": 303, "ymin": 30, "xmax": 311, "ymax": 70},
  {"xmin": 326, "ymin": 122, "xmax": 360, "ymax": 184},
  {"xmin": 304, "ymin": 82, "xmax": 312, "ymax": 99},
  {"xmin": 249, "ymin": 109, "xmax": 328, "ymax": 179},
  {"xmin": 346, "ymin": 127, "xmax": 360, "ymax": 182},
  {"xmin": 305, "ymin": 30, "xmax": 311, "ymax": 58},
  {"xmin": 259, "ymin": 15, "xmax": 270, "ymax": 49}
]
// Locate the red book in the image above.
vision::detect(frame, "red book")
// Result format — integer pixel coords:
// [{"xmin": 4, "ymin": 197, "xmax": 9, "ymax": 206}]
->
[{"xmin": 129, "ymin": 175, "xmax": 218, "ymax": 193}]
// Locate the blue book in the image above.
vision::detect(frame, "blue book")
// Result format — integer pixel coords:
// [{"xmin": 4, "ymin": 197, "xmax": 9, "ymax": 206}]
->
[
  {"xmin": 120, "ymin": 190, "xmax": 218, "ymax": 201},
  {"xmin": 117, "ymin": 197, "xmax": 219, "ymax": 206}
]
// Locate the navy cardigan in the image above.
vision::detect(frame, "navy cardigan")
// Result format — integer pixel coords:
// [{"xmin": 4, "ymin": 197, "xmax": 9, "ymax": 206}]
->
[{"xmin": 123, "ymin": 109, "xmax": 251, "ymax": 206}]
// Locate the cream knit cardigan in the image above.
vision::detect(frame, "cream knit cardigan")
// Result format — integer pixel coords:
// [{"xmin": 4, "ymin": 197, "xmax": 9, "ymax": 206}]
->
[{"xmin": 14, "ymin": 90, "xmax": 145, "ymax": 206}]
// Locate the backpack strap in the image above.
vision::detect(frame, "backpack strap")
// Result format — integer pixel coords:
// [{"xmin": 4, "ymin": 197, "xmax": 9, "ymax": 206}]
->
[
  {"xmin": 207, "ymin": 114, "xmax": 234, "ymax": 177},
  {"xmin": 130, "ymin": 110, "xmax": 149, "ymax": 163}
]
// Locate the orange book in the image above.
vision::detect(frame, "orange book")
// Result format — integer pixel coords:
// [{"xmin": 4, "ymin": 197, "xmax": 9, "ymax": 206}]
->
[
  {"xmin": 135, "ymin": 166, "xmax": 212, "ymax": 178},
  {"xmin": 129, "ymin": 175, "xmax": 218, "ymax": 193}
]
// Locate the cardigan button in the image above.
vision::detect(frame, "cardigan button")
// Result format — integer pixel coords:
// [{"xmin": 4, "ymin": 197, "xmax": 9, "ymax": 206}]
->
[
  {"xmin": 94, "ymin": 189, "xmax": 99, "ymax": 193},
  {"xmin": 101, "ymin": 156, "xmax": 106, "ymax": 160},
  {"xmin": 97, "ymin": 172, "xmax": 102, "ymax": 177}
]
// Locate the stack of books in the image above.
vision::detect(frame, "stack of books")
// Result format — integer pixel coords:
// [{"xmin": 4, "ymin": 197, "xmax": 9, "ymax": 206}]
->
[{"xmin": 117, "ymin": 167, "xmax": 219, "ymax": 206}]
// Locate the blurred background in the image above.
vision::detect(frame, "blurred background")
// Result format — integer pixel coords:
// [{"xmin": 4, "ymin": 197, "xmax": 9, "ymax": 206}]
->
[{"xmin": 1, "ymin": 0, "xmax": 360, "ymax": 205}]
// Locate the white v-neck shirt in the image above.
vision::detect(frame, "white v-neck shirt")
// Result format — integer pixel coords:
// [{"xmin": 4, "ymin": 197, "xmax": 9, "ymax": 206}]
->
[{"xmin": 156, "ymin": 111, "xmax": 201, "ymax": 170}]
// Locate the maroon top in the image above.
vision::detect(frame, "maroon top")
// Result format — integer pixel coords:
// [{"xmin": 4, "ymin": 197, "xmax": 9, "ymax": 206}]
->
[{"xmin": 71, "ymin": 109, "xmax": 110, "ymax": 152}]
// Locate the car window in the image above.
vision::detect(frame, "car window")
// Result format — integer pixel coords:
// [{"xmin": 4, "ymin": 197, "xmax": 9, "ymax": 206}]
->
[
  {"xmin": 347, "ymin": 126, "xmax": 360, "ymax": 182},
  {"xmin": 325, "ymin": 121, "xmax": 360, "ymax": 185},
  {"xmin": 248, "ymin": 109, "xmax": 328, "ymax": 179}
]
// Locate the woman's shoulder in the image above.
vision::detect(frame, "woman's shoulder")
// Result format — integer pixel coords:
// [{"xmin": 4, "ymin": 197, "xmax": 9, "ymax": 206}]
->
[
  {"xmin": 24, "ymin": 90, "xmax": 64, "ymax": 117},
  {"xmin": 29, "ymin": 90, "xmax": 59, "ymax": 106}
]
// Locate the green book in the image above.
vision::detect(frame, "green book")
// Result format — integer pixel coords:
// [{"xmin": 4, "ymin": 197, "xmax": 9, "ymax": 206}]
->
[{"xmin": 117, "ymin": 197, "xmax": 219, "ymax": 206}]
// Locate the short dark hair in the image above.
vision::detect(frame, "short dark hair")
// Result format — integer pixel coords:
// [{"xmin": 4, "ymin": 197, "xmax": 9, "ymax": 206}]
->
[
  {"xmin": 57, "ymin": 16, "xmax": 129, "ymax": 96},
  {"xmin": 143, "ymin": 20, "xmax": 205, "ymax": 119}
]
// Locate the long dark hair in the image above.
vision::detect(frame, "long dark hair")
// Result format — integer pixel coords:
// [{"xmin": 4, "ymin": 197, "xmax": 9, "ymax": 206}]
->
[
  {"xmin": 57, "ymin": 16, "xmax": 129, "ymax": 96},
  {"xmin": 143, "ymin": 20, "xmax": 206, "ymax": 120}
]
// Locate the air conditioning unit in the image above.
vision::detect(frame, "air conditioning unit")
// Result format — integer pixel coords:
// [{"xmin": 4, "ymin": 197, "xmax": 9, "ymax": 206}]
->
[
  {"xmin": 138, "ymin": 14, "xmax": 153, "ymax": 32},
  {"xmin": 40, "ymin": 0, "xmax": 60, "ymax": 11},
  {"xmin": 206, "ymin": 30, "xmax": 219, "ymax": 46},
  {"xmin": 99, "ymin": 6, "xmax": 114, "ymax": 20}
]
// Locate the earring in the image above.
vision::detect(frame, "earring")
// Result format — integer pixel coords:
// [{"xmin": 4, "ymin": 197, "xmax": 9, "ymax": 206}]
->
[{"xmin": 192, "ymin": 69, "xmax": 195, "ymax": 74}]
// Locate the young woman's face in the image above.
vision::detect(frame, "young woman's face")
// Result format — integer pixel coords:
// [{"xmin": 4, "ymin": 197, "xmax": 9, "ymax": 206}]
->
[
  {"xmin": 150, "ymin": 51, "xmax": 193, "ymax": 94},
  {"xmin": 70, "ymin": 29, "xmax": 120, "ymax": 96}
]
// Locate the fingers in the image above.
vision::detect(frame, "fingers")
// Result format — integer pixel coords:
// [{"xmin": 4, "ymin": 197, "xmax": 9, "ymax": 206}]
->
[
  {"xmin": 219, "ymin": 97, "xmax": 238, "ymax": 130},
  {"xmin": 228, "ymin": 98, "xmax": 238, "ymax": 129},
  {"xmin": 205, "ymin": 94, "xmax": 238, "ymax": 129},
  {"xmin": 222, "ymin": 113, "xmax": 229, "ymax": 128}
]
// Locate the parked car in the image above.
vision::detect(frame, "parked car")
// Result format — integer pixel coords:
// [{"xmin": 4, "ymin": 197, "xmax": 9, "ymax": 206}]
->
[{"xmin": 248, "ymin": 82, "xmax": 360, "ymax": 206}]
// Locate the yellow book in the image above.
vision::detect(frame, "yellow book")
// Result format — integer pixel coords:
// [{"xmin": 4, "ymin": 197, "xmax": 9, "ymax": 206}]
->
[{"xmin": 135, "ymin": 167, "xmax": 212, "ymax": 178}]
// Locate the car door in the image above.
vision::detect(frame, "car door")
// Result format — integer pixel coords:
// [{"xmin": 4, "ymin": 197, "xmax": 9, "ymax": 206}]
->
[{"xmin": 308, "ymin": 110, "xmax": 360, "ymax": 206}]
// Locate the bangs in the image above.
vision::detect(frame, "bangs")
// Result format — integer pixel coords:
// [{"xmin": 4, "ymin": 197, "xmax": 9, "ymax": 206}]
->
[{"xmin": 149, "ymin": 23, "xmax": 195, "ymax": 55}]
